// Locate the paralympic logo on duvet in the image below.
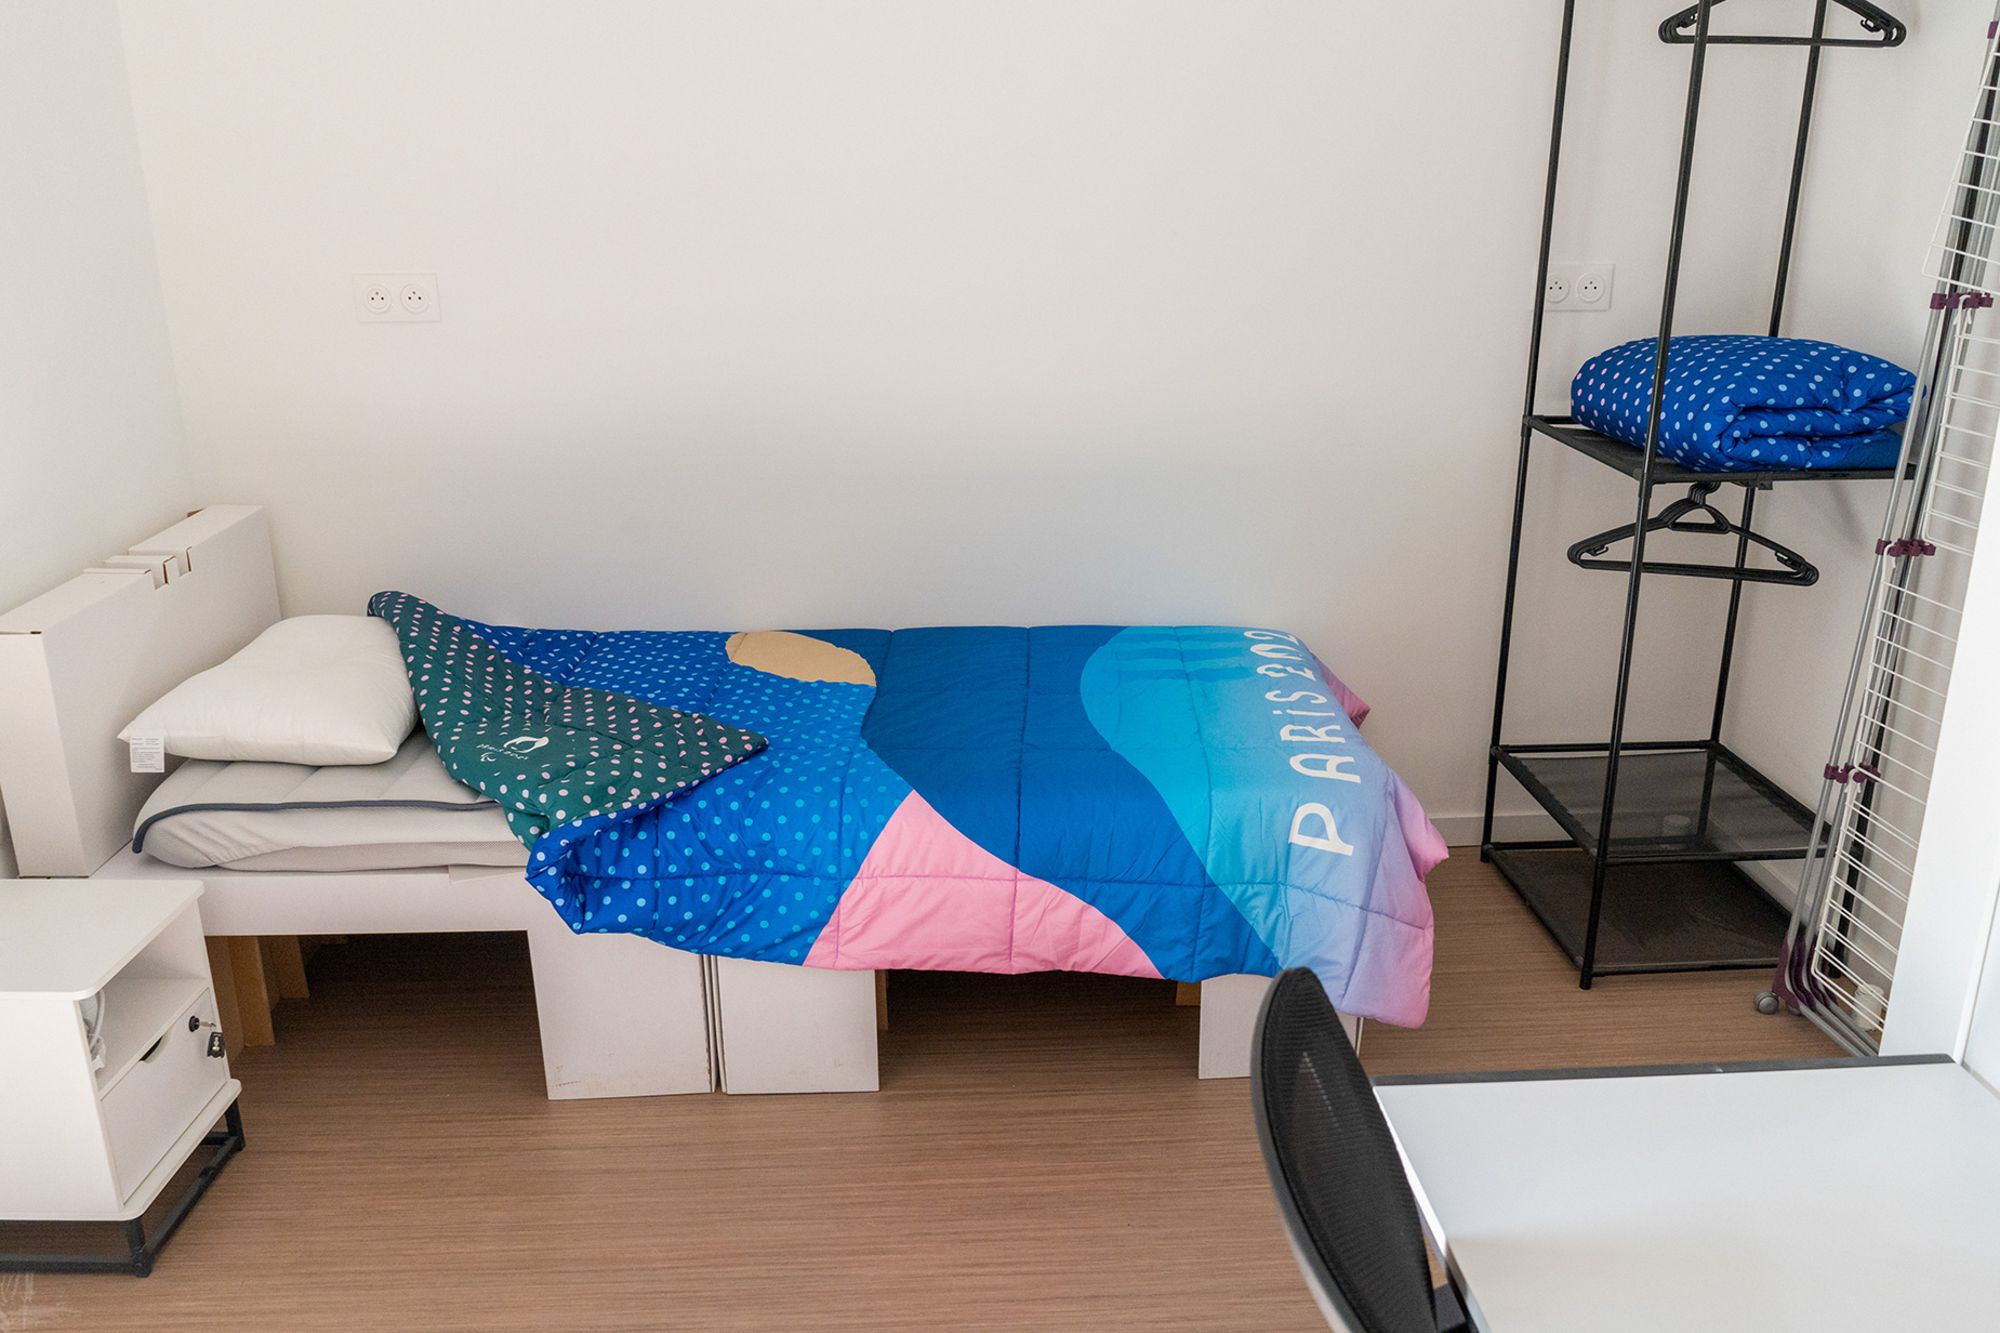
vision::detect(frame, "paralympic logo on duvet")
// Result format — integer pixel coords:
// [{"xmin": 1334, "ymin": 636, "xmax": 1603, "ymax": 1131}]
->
[{"xmin": 478, "ymin": 733, "xmax": 551, "ymax": 763}]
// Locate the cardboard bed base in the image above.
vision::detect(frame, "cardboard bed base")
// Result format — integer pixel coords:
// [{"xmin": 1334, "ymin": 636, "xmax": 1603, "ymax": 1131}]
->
[{"xmin": 707, "ymin": 961, "xmax": 1361, "ymax": 1093}]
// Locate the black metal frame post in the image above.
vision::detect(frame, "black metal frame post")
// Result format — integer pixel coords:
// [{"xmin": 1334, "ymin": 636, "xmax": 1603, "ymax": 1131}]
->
[
  {"xmin": 1699, "ymin": 0, "xmax": 1825, "ymax": 871},
  {"xmin": 1482, "ymin": 0, "xmax": 1579, "ymax": 859},
  {"xmin": 1482, "ymin": 0, "xmax": 1903, "ymax": 987},
  {"xmin": 1703, "ymin": 0, "xmax": 1828, "ymax": 736},
  {"xmin": 1768, "ymin": 0, "xmax": 1832, "ymax": 338},
  {"xmin": 1577, "ymin": 0, "xmax": 1717, "ymax": 988}
]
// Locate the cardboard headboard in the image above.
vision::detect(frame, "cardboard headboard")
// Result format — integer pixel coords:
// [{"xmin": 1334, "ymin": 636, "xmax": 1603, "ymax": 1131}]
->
[{"xmin": 0, "ymin": 507, "xmax": 281, "ymax": 876}]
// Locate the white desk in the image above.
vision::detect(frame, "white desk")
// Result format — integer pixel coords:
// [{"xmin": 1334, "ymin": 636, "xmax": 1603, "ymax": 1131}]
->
[{"xmin": 1376, "ymin": 1058, "xmax": 2000, "ymax": 1332}]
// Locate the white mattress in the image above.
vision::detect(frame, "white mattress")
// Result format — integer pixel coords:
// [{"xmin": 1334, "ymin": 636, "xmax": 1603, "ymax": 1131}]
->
[{"xmin": 133, "ymin": 733, "xmax": 528, "ymax": 872}]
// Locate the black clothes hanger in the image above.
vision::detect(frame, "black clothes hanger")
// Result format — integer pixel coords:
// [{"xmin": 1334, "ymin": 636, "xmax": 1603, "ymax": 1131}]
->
[
  {"xmin": 1658, "ymin": 0, "xmax": 1906, "ymax": 48},
  {"xmin": 1567, "ymin": 482, "xmax": 1820, "ymax": 586}
]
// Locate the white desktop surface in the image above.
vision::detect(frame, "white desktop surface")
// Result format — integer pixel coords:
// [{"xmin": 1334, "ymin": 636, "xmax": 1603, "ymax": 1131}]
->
[{"xmin": 1376, "ymin": 1059, "xmax": 2000, "ymax": 1332}]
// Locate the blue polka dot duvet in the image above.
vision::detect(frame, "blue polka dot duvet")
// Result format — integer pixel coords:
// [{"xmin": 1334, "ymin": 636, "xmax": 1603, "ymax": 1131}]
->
[
  {"xmin": 1570, "ymin": 334, "xmax": 1914, "ymax": 473},
  {"xmin": 368, "ymin": 592, "xmax": 1446, "ymax": 1027}
]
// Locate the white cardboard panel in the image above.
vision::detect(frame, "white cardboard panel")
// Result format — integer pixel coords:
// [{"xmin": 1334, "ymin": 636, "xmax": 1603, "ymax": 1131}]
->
[
  {"xmin": 0, "ymin": 506, "xmax": 279, "ymax": 876},
  {"xmin": 526, "ymin": 914, "xmax": 714, "ymax": 1098},
  {"xmin": 87, "ymin": 852, "xmax": 714, "ymax": 1098},
  {"xmin": 713, "ymin": 958, "xmax": 879, "ymax": 1093},
  {"xmin": 1198, "ymin": 973, "xmax": 1360, "ymax": 1079},
  {"xmin": 708, "ymin": 962, "xmax": 1328, "ymax": 1090}
]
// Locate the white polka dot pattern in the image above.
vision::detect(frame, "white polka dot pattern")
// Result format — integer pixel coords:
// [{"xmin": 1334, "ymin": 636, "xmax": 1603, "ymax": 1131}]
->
[
  {"xmin": 368, "ymin": 592, "xmax": 904, "ymax": 961},
  {"xmin": 368, "ymin": 589, "xmax": 768, "ymax": 874},
  {"xmin": 1570, "ymin": 334, "xmax": 1914, "ymax": 472}
]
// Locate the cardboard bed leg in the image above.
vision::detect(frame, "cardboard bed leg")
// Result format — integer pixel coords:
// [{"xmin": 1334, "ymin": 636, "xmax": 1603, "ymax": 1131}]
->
[
  {"xmin": 224, "ymin": 937, "xmax": 276, "ymax": 1046},
  {"xmin": 261, "ymin": 935, "xmax": 310, "ymax": 1000},
  {"xmin": 203, "ymin": 938, "xmax": 247, "ymax": 1059}
]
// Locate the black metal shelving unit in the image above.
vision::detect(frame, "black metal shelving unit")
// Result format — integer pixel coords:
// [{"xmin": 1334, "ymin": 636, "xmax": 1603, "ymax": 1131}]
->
[{"xmin": 1481, "ymin": 0, "xmax": 1907, "ymax": 988}]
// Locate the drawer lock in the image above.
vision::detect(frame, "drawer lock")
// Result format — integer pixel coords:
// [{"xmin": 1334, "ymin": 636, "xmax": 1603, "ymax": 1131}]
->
[{"xmin": 188, "ymin": 1013, "xmax": 226, "ymax": 1058}]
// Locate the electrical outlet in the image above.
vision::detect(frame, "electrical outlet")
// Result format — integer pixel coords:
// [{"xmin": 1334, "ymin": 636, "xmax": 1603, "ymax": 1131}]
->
[
  {"xmin": 354, "ymin": 272, "xmax": 441, "ymax": 322},
  {"xmin": 1573, "ymin": 265, "xmax": 1615, "ymax": 309},
  {"xmin": 1544, "ymin": 262, "xmax": 1614, "ymax": 312}
]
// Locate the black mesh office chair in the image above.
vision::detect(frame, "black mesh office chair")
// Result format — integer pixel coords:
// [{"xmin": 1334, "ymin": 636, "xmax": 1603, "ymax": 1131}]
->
[{"xmin": 1251, "ymin": 969, "xmax": 1468, "ymax": 1333}]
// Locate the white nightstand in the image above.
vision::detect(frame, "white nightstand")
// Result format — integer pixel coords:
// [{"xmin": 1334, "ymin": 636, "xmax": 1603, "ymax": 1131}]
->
[{"xmin": 0, "ymin": 879, "xmax": 244, "ymax": 1276}]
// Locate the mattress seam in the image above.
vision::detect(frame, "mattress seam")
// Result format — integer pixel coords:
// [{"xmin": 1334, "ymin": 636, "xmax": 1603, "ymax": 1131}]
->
[{"xmin": 133, "ymin": 796, "xmax": 503, "ymax": 852}]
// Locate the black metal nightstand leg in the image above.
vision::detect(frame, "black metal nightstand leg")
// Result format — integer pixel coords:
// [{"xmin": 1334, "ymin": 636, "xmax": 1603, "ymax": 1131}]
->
[
  {"xmin": 0, "ymin": 1098, "xmax": 243, "ymax": 1278},
  {"xmin": 125, "ymin": 1219, "xmax": 151, "ymax": 1278}
]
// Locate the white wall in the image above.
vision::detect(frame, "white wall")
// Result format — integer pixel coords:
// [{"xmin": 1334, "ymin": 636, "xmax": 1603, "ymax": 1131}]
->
[
  {"xmin": 1961, "ymin": 902, "xmax": 2000, "ymax": 1080},
  {"xmin": 0, "ymin": 1, "xmax": 191, "ymax": 876},
  {"xmin": 1726, "ymin": 0, "xmax": 1981, "ymax": 904},
  {"xmin": 111, "ymin": 0, "xmax": 1963, "ymax": 835}
]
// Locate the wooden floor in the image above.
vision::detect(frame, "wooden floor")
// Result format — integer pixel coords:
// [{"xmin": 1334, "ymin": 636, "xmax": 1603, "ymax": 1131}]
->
[{"xmin": 10, "ymin": 854, "xmax": 1834, "ymax": 1332}]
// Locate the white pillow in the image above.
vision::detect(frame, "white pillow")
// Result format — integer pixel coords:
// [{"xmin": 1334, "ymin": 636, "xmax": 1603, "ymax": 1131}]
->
[{"xmin": 121, "ymin": 615, "xmax": 416, "ymax": 765}]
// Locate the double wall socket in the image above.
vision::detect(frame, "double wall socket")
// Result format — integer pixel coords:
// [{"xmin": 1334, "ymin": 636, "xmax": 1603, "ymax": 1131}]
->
[
  {"xmin": 354, "ymin": 272, "xmax": 440, "ymax": 322},
  {"xmin": 1544, "ymin": 262, "xmax": 1614, "ymax": 311}
]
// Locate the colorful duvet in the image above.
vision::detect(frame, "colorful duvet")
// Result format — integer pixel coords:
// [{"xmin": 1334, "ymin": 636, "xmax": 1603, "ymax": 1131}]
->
[{"xmin": 371, "ymin": 593, "xmax": 1444, "ymax": 1026}]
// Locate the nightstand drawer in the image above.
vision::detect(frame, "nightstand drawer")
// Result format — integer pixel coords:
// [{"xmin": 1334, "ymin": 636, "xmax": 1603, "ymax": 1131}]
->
[{"xmin": 101, "ymin": 989, "xmax": 228, "ymax": 1202}]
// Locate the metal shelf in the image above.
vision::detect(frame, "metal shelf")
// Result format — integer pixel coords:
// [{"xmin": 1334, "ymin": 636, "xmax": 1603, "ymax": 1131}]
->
[
  {"xmin": 1489, "ymin": 846, "xmax": 1789, "ymax": 975},
  {"xmin": 1495, "ymin": 741, "xmax": 1816, "ymax": 864},
  {"xmin": 1525, "ymin": 416, "xmax": 1902, "ymax": 487},
  {"xmin": 1482, "ymin": 0, "xmax": 1906, "ymax": 987}
]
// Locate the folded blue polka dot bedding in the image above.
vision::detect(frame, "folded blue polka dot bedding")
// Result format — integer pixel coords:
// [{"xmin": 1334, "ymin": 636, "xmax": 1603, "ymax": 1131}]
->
[{"xmin": 1570, "ymin": 335, "xmax": 1915, "ymax": 473}]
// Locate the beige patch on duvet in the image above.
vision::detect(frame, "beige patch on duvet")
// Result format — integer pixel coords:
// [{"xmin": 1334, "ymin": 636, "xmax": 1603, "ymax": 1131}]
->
[{"xmin": 725, "ymin": 631, "xmax": 876, "ymax": 686}]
